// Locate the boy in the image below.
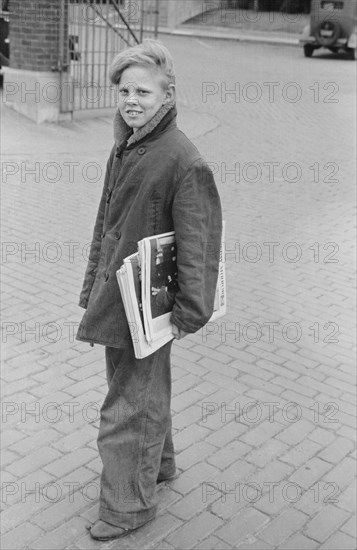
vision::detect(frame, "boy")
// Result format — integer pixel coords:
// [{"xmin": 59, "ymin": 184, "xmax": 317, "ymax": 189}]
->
[{"xmin": 77, "ymin": 39, "xmax": 222, "ymax": 540}]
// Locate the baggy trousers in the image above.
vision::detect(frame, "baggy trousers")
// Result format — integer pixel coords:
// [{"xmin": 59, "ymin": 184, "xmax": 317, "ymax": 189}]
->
[{"xmin": 97, "ymin": 341, "xmax": 175, "ymax": 529}]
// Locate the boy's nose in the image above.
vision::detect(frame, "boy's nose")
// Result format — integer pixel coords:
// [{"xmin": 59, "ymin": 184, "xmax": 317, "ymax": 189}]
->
[{"xmin": 126, "ymin": 94, "xmax": 138, "ymax": 104}]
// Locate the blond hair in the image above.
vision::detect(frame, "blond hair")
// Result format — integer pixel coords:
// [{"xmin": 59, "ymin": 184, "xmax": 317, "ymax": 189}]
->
[{"xmin": 109, "ymin": 39, "xmax": 175, "ymax": 88}]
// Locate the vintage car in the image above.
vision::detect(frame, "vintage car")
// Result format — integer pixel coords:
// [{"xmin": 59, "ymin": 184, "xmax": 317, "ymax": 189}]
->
[
  {"xmin": 300, "ymin": 0, "xmax": 357, "ymax": 59},
  {"xmin": 0, "ymin": 4, "xmax": 9, "ymax": 70}
]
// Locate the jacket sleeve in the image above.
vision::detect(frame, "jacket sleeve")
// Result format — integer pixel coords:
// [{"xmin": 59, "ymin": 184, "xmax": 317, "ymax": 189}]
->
[
  {"xmin": 78, "ymin": 147, "xmax": 115, "ymax": 309},
  {"xmin": 170, "ymin": 158, "xmax": 222, "ymax": 333}
]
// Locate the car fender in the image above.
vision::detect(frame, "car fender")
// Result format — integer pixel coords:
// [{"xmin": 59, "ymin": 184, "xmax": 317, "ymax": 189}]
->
[{"xmin": 301, "ymin": 24, "xmax": 311, "ymax": 40}]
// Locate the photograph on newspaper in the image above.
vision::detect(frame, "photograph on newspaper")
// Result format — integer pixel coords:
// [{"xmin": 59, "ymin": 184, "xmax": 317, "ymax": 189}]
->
[
  {"xmin": 116, "ymin": 253, "xmax": 174, "ymax": 359},
  {"xmin": 141, "ymin": 232, "xmax": 178, "ymax": 343}
]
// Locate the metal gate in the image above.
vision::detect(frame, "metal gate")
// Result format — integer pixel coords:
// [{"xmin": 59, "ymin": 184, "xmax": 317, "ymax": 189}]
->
[{"xmin": 61, "ymin": 0, "xmax": 159, "ymax": 112}]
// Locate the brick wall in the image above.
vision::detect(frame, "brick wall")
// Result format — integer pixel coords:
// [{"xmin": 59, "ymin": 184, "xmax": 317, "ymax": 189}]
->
[{"xmin": 8, "ymin": 0, "xmax": 68, "ymax": 72}]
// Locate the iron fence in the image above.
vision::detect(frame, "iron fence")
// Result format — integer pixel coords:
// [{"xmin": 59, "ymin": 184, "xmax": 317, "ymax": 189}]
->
[{"xmin": 63, "ymin": 0, "xmax": 159, "ymax": 111}]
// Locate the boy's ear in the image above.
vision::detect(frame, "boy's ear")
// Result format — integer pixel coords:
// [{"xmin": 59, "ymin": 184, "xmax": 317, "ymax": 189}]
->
[{"xmin": 164, "ymin": 83, "xmax": 176, "ymax": 104}]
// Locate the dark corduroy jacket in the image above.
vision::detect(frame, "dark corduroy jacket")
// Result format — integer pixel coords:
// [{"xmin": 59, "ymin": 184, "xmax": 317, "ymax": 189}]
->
[{"xmin": 76, "ymin": 103, "xmax": 222, "ymax": 348}]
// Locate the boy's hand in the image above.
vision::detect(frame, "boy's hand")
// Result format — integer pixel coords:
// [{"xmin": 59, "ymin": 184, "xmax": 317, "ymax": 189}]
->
[{"xmin": 172, "ymin": 325, "xmax": 188, "ymax": 340}]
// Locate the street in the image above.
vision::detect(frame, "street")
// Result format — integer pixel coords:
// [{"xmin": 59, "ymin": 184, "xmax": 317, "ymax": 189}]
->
[{"xmin": 1, "ymin": 36, "xmax": 356, "ymax": 549}]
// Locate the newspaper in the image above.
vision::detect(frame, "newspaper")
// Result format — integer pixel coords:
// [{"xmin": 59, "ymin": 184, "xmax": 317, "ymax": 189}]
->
[
  {"xmin": 116, "ymin": 252, "xmax": 173, "ymax": 359},
  {"xmin": 138, "ymin": 232, "xmax": 178, "ymax": 344},
  {"xmin": 116, "ymin": 224, "xmax": 226, "ymax": 359}
]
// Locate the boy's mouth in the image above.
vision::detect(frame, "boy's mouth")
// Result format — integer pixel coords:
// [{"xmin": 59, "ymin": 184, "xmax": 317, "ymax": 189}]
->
[{"xmin": 126, "ymin": 110, "xmax": 142, "ymax": 118}]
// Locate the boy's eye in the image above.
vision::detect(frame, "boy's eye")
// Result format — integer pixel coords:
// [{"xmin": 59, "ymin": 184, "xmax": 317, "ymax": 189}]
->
[{"xmin": 119, "ymin": 89, "xmax": 149, "ymax": 96}]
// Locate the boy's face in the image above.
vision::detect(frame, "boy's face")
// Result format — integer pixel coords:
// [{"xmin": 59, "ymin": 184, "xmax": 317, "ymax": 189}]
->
[{"xmin": 118, "ymin": 65, "xmax": 175, "ymax": 132}]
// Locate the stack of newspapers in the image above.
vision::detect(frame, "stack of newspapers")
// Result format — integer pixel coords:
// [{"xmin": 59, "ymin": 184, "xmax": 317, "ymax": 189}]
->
[{"xmin": 116, "ymin": 224, "xmax": 226, "ymax": 359}]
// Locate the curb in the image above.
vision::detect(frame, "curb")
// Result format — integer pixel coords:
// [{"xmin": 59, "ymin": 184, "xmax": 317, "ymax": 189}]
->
[{"xmin": 158, "ymin": 25, "xmax": 301, "ymax": 47}]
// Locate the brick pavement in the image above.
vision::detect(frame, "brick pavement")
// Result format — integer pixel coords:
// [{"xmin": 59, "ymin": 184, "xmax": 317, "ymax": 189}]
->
[{"xmin": 1, "ymin": 37, "xmax": 356, "ymax": 549}]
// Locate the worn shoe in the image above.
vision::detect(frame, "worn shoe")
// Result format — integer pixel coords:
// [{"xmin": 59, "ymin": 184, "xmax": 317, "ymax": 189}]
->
[{"xmin": 88, "ymin": 519, "xmax": 134, "ymax": 541}]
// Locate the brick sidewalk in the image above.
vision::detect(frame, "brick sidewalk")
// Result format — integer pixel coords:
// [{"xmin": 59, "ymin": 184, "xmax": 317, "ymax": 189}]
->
[{"xmin": 1, "ymin": 37, "xmax": 356, "ymax": 549}]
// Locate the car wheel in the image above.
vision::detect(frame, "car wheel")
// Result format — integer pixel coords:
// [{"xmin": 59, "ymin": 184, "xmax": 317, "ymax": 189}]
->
[
  {"xmin": 304, "ymin": 44, "xmax": 314, "ymax": 57},
  {"xmin": 314, "ymin": 20, "xmax": 340, "ymax": 47}
]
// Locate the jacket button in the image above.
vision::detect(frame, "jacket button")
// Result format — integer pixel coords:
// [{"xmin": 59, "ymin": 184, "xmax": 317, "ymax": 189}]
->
[
  {"xmin": 101, "ymin": 232, "xmax": 105, "ymax": 238},
  {"xmin": 138, "ymin": 146, "xmax": 146, "ymax": 155},
  {"xmin": 114, "ymin": 231, "xmax": 121, "ymax": 240}
]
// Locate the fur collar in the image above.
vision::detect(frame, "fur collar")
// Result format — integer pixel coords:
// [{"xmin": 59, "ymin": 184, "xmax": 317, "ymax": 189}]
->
[{"xmin": 114, "ymin": 102, "xmax": 176, "ymax": 148}]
